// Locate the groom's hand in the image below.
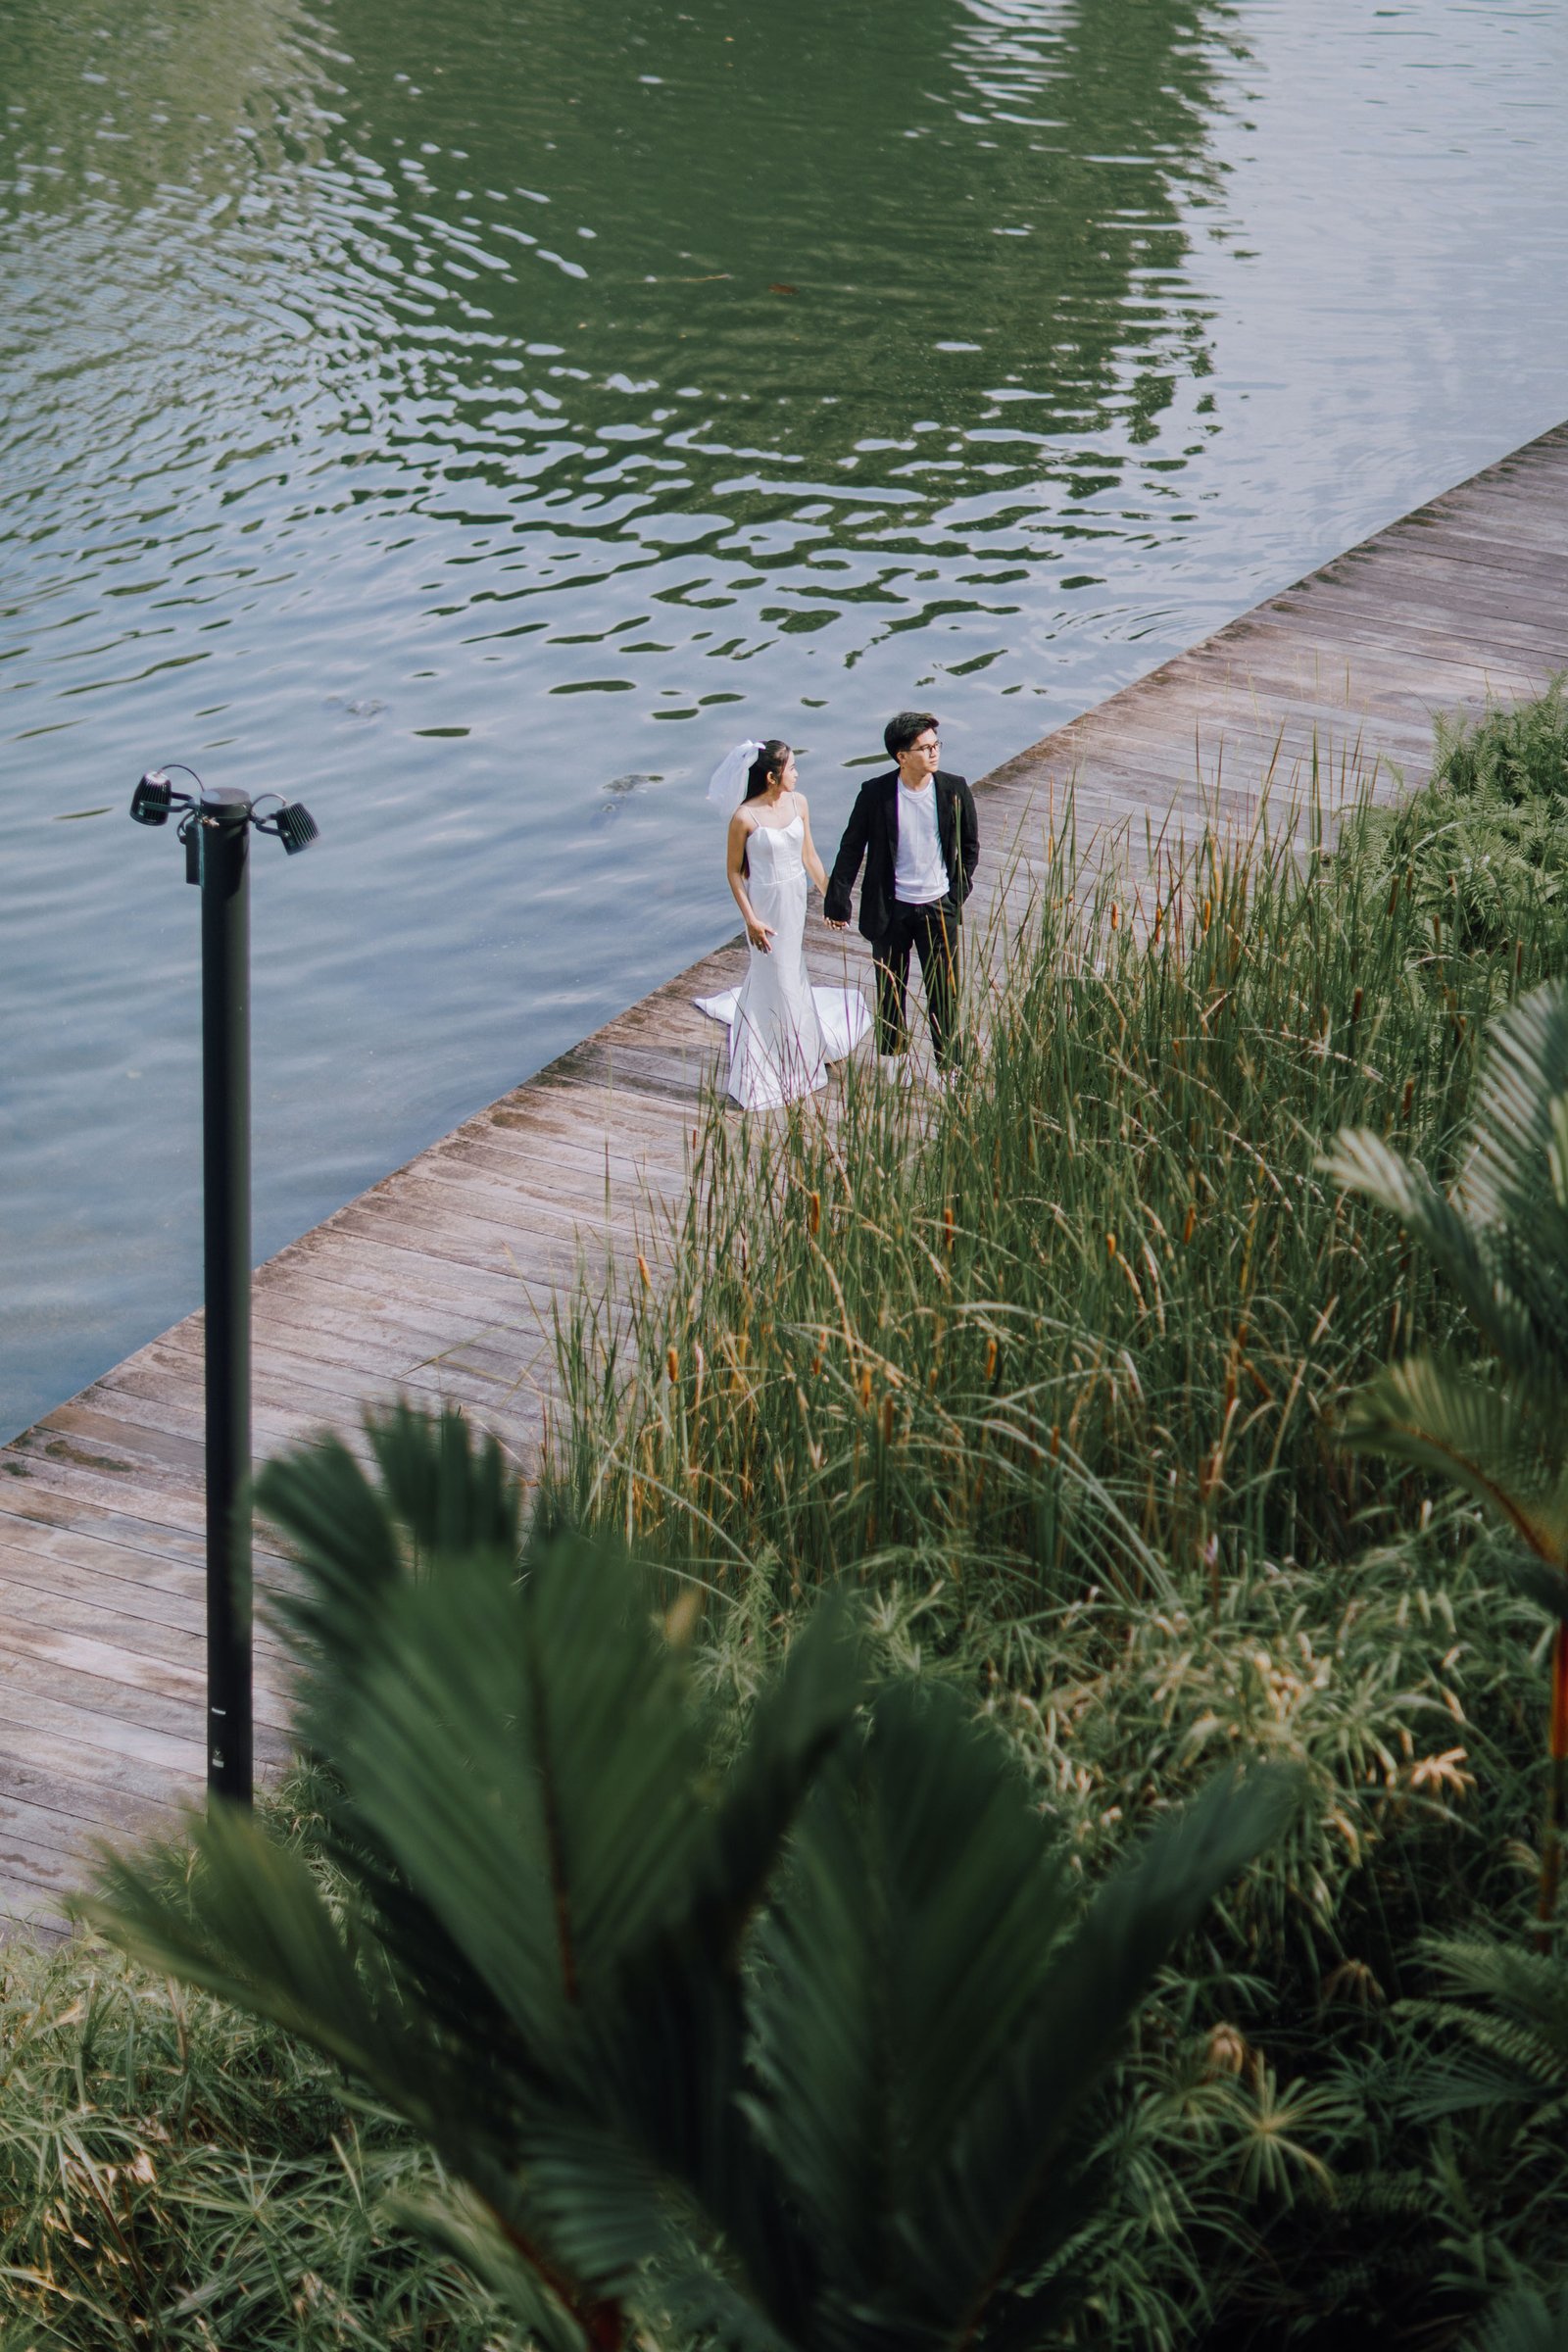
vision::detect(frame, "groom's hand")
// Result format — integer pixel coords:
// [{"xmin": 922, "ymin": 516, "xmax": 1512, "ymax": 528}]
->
[{"xmin": 824, "ymin": 917, "xmax": 849, "ymax": 932}]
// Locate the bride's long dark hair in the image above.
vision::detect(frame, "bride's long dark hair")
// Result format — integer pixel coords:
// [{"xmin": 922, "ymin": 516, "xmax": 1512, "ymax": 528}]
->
[{"xmin": 744, "ymin": 740, "xmax": 791, "ymax": 801}]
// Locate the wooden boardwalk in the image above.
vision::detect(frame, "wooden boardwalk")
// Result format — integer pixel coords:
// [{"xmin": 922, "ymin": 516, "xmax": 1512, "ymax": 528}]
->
[{"xmin": 3, "ymin": 423, "xmax": 1565, "ymax": 1938}]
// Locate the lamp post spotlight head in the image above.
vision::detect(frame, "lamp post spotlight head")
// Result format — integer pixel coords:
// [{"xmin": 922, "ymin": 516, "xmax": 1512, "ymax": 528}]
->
[
  {"xmin": 130, "ymin": 769, "xmax": 174, "ymax": 826},
  {"xmin": 274, "ymin": 801, "xmax": 318, "ymax": 856}
]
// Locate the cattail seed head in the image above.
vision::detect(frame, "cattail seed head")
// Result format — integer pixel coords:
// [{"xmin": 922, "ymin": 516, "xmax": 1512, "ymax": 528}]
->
[
  {"xmin": 1203, "ymin": 2024, "xmax": 1250, "ymax": 2079},
  {"xmin": 665, "ymin": 1346, "xmax": 679, "ymax": 1384},
  {"xmin": 1550, "ymin": 1625, "xmax": 1568, "ymax": 1760}
]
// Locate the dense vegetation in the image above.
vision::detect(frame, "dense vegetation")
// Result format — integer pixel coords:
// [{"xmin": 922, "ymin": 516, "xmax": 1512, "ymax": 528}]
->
[
  {"xmin": 9, "ymin": 691, "xmax": 1568, "ymax": 2350},
  {"xmin": 546, "ymin": 700, "xmax": 1568, "ymax": 2345},
  {"xmin": 78, "ymin": 1432, "xmax": 1295, "ymax": 2352},
  {"xmin": 0, "ymin": 1779, "xmax": 508, "ymax": 2352}
]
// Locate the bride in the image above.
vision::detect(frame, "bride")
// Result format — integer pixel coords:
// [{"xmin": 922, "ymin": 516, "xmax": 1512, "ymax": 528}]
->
[{"xmin": 695, "ymin": 737, "xmax": 870, "ymax": 1110}]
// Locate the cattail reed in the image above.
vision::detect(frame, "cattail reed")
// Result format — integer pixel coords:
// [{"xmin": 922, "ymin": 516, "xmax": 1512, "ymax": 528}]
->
[{"xmin": 547, "ymin": 749, "xmax": 1561, "ymax": 1618}]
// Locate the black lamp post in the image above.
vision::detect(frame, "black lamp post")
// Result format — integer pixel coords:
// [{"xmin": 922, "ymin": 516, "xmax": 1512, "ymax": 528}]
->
[{"xmin": 129, "ymin": 766, "xmax": 318, "ymax": 1805}]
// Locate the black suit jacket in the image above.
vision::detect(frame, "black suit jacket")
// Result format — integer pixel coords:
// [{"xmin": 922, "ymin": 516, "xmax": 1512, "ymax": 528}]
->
[{"xmin": 824, "ymin": 768, "xmax": 979, "ymax": 944}]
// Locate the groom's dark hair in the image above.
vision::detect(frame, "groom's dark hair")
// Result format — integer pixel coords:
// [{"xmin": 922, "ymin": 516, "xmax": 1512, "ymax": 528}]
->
[{"xmin": 885, "ymin": 710, "xmax": 938, "ymax": 759}]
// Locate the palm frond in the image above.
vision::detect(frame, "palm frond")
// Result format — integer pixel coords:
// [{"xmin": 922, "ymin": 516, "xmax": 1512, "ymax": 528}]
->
[
  {"xmin": 1448, "ymin": 986, "xmax": 1568, "ymax": 1358},
  {"xmin": 882, "ymin": 1763, "xmax": 1299, "ymax": 2345},
  {"xmin": 1328, "ymin": 985, "xmax": 1568, "ymax": 1381},
  {"xmin": 1466, "ymin": 2278, "xmax": 1568, "ymax": 2352},
  {"xmin": 78, "ymin": 1803, "xmax": 449, "ymax": 2142},
  {"xmin": 1342, "ymin": 1353, "xmax": 1567, "ymax": 1562},
  {"xmin": 85, "ymin": 1409, "xmax": 1295, "ymax": 2352},
  {"xmin": 256, "ymin": 1406, "xmax": 521, "ymax": 1762},
  {"xmin": 1323, "ymin": 1127, "xmax": 1531, "ymax": 1365},
  {"xmin": 390, "ymin": 2183, "xmax": 598, "ymax": 2352},
  {"xmin": 338, "ymin": 1533, "xmax": 711, "ymax": 2031}
]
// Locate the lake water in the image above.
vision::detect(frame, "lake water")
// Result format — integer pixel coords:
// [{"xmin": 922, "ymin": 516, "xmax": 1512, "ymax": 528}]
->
[{"xmin": 4, "ymin": 0, "xmax": 1567, "ymax": 1442}]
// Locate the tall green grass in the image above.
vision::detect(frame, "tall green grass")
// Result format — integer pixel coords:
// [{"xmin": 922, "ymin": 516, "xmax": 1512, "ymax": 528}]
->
[
  {"xmin": 551, "ymin": 781, "xmax": 1552, "ymax": 1610},
  {"xmin": 0, "ymin": 1779, "xmax": 512, "ymax": 2352}
]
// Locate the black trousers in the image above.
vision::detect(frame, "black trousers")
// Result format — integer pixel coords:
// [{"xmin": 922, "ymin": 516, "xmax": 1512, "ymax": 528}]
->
[{"xmin": 872, "ymin": 901, "xmax": 961, "ymax": 1067}]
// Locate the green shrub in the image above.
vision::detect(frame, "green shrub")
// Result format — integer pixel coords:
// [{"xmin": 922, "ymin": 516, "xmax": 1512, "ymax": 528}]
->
[
  {"xmin": 0, "ymin": 1785, "xmax": 509, "ymax": 2352},
  {"xmin": 1338, "ymin": 673, "xmax": 1568, "ymax": 970}
]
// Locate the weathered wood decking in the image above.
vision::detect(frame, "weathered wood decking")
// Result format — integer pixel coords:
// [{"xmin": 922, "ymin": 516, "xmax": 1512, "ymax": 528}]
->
[{"xmin": 4, "ymin": 423, "xmax": 1566, "ymax": 1938}]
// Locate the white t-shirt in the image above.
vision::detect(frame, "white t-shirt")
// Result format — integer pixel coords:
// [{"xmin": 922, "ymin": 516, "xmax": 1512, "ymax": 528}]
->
[{"xmin": 894, "ymin": 779, "xmax": 947, "ymax": 906}]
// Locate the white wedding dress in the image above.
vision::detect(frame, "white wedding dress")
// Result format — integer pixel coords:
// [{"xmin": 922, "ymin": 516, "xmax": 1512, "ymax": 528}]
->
[{"xmin": 696, "ymin": 813, "xmax": 869, "ymax": 1109}]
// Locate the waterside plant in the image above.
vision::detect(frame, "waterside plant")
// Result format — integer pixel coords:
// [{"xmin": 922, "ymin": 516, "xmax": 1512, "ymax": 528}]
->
[
  {"xmin": 1329, "ymin": 981, "xmax": 1568, "ymax": 1939},
  {"xmin": 550, "ymin": 778, "xmax": 1559, "ymax": 1609},
  {"xmin": 1338, "ymin": 672, "xmax": 1568, "ymax": 975},
  {"xmin": 0, "ymin": 1788, "xmax": 507, "ymax": 2352}
]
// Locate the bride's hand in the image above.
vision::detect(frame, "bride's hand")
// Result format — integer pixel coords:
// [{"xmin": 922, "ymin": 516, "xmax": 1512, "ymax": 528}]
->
[{"xmin": 747, "ymin": 916, "xmax": 775, "ymax": 954}]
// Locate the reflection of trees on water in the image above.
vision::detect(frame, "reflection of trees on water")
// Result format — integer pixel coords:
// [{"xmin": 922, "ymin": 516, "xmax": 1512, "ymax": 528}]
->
[
  {"xmin": 0, "ymin": 0, "xmax": 318, "ymax": 211},
  {"xmin": 308, "ymin": 0, "xmax": 1237, "ymax": 536},
  {"xmin": 0, "ymin": 0, "xmax": 1241, "ymax": 653},
  {"xmin": 0, "ymin": 0, "xmax": 327, "ymax": 535}
]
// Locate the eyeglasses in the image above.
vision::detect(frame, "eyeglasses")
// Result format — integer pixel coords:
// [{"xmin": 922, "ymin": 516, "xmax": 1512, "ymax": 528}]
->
[{"xmin": 910, "ymin": 738, "xmax": 941, "ymax": 756}]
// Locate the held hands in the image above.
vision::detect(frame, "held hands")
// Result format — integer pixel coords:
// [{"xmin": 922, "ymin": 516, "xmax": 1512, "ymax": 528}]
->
[{"xmin": 824, "ymin": 918, "xmax": 849, "ymax": 932}]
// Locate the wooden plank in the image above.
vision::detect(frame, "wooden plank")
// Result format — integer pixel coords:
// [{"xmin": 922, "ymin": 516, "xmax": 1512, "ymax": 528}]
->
[
  {"xmin": 0, "ymin": 1620, "xmax": 290, "ymax": 1738},
  {"xmin": 0, "ymin": 1489, "xmax": 212, "ymax": 1572},
  {"xmin": 0, "ymin": 1878, "xmax": 73, "ymax": 1937},
  {"xmin": 0, "ymin": 1755, "xmax": 179, "ymax": 1844},
  {"xmin": 0, "ymin": 1722, "xmax": 194, "ymax": 1828},
  {"xmin": 0, "ymin": 1681, "xmax": 211, "ymax": 1781},
  {"xmin": 0, "ymin": 1821, "xmax": 100, "ymax": 1900},
  {"xmin": 0, "ymin": 1566, "xmax": 220, "ymax": 1663}
]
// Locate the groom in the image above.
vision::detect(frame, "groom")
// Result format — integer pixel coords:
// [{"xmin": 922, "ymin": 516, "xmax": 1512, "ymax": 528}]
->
[{"xmin": 824, "ymin": 711, "xmax": 979, "ymax": 1075}]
